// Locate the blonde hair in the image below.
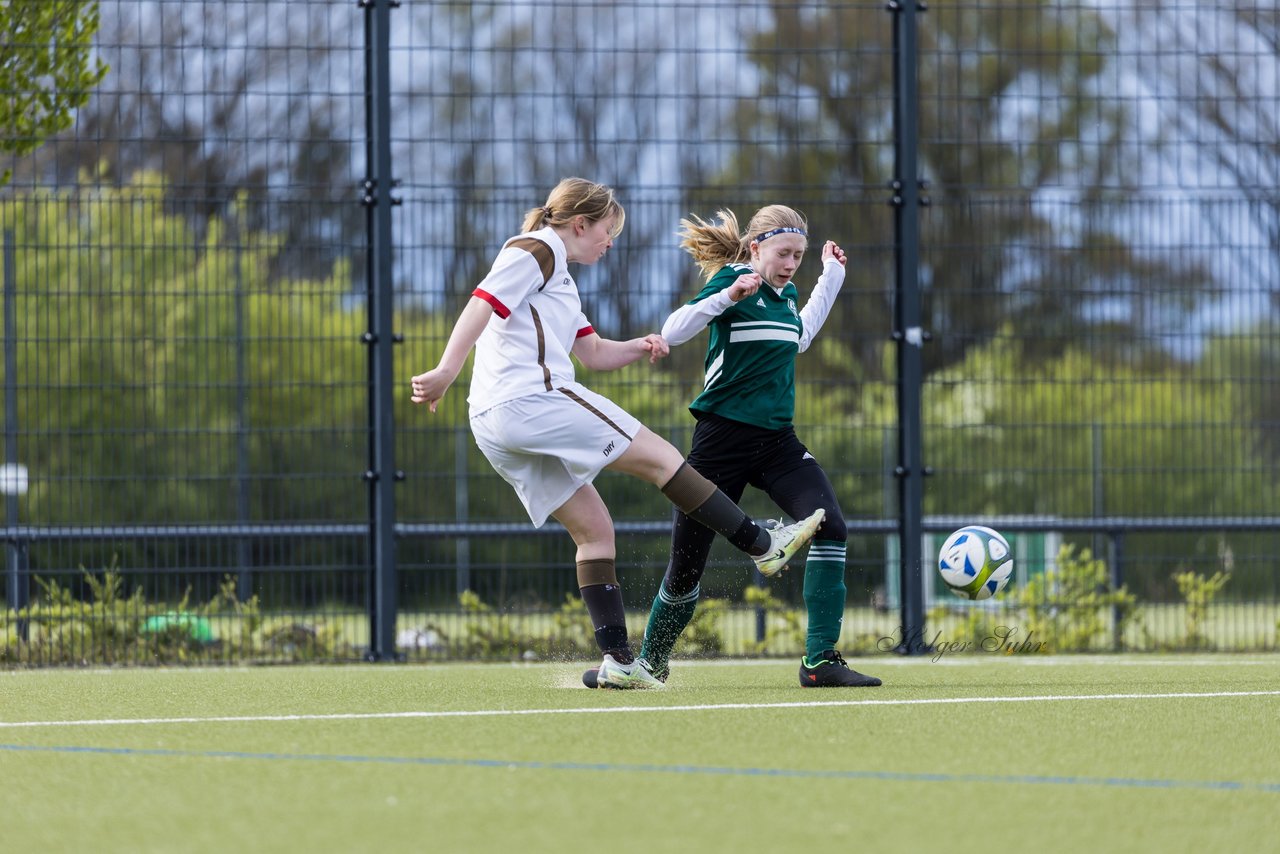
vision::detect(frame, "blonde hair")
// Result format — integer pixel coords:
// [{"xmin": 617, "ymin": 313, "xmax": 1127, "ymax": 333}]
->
[
  {"xmin": 520, "ymin": 177, "xmax": 626, "ymax": 237},
  {"xmin": 678, "ymin": 204, "xmax": 808, "ymax": 280}
]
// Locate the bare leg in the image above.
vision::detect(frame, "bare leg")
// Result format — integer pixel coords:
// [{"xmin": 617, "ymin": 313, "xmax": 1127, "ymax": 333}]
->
[
  {"xmin": 550, "ymin": 482, "xmax": 615, "ymax": 562},
  {"xmin": 604, "ymin": 425, "xmax": 685, "ymax": 485}
]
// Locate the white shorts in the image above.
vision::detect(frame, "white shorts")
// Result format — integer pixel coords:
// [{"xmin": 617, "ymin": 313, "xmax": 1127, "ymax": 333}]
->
[{"xmin": 470, "ymin": 383, "xmax": 642, "ymax": 527}]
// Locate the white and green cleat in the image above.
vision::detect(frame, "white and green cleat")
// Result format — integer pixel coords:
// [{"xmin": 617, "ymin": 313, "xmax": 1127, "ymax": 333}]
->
[
  {"xmin": 589, "ymin": 654, "xmax": 665, "ymax": 689},
  {"xmin": 752, "ymin": 508, "xmax": 825, "ymax": 578}
]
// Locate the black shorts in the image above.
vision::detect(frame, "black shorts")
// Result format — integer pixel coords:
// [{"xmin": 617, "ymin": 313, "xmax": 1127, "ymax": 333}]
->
[
  {"xmin": 661, "ymin": 412, "xmax": 846, "ymax": 590},
  {"xmin": 686, "ymin": 411, "xmax": 826, "ymax": 501}
]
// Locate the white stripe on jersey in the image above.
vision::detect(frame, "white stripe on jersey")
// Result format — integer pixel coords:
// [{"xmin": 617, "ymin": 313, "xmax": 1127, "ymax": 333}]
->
[
  {"xmin": 729, "ymin": 320, "xmax": 800, "ymax": 345},
  {"xmin": 732, "ymin": 320, "xmax": 798, "ymax": 330},
  {"xmin": 729, "ymin": 327, "xmax": 801, "ymax": 345},
  {"xmin": 703, "ymin": 350, "xmax": 725, "ymax": 390}
]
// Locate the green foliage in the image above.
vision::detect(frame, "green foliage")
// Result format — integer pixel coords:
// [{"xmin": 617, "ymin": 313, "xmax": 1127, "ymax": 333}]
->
[
  {"xmin": 549, "ymin": 592, "xmax": 594, "ymax": 652},
  {"xmin": 414, "ymin": 590, "xmax": 731, "ymax": 663},
  {"xmin": 0, "ymin": 1, "xmax": 108, "ymax": 182},
  {"xmin": 928, "ymin": 544, "xmax": 1145, "ymax": 656},
  {"xmin": 258, "ymin": 620, "xmax": 344, "ymax": 662},
  {"xmin": 674, "ymin": 597, "xmax": 728, "ymax": 658},
  {"xmin": 927, "ymin": 602, "xmax": 1010, "ymax": 653},
  {"xmin": 912, "ymin": 334, "xmax": 1277, "ymax": 517},
  {"xmin": 0, "ymin": 559, "xmax": 360, "ymax": 665},
  {"xmin": 0, "ymin": 177, "xmax": 373, "ymax": 535},
  {"xmin": 1016, "ymin": 544, "xmax": 1139, "ymax": 652},
  {"xmin": 1198, "ymin": 323, "xmax": 1280, "ymax": 466},
  {"xmin": 1172, "ymin": 570, "xmax": 1231, "ymax": 650},
  {"xmin": 742, "ymin": 586, "xmax": 803, "ymax": 655},
  {"xmin": 21, "ymin": 556, "xmax": 147, "ymax": 664},
  {"xmin": 818, "ymin": 326, "xmax": 1280, "ymax": 522},
  {"xmin": 449, "ymin": 590, "xmax": 597, "ymax": 661},
  {"xmin": 0, "ymin": 151, "xmax": 1273, "ymax": 630},
  {"xmin": 457, "ymin": 589, "xmax": 491, "ymax": 615},
  {"xmin": 834, "ymin": 332, "xmax": 1280, "ymax": 596}
]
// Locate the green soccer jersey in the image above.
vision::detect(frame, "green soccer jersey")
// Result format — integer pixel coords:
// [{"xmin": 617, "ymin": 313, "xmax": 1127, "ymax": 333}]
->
[{"xmin": 688, "ymin": 263, "xmax": 803, "ymax": 430}]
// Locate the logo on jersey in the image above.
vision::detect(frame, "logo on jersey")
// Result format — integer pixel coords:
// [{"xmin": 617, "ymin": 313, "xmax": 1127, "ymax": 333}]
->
[
  {"xmin": 787, "ymin": 298, "xmax": 799, "ymax": 318},
  {"xmin": 602, "ymin": 441, "xmax": 616, "ymax": 457},
  {"xmin": 756, "ymin": 297, "xmax": 766, "ymax": 307}
]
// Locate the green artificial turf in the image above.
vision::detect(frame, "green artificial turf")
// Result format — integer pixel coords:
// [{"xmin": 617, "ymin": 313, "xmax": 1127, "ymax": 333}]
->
[{"xmin": 3, "ymin": 656, "xmax": 1277, "ymax": 853}]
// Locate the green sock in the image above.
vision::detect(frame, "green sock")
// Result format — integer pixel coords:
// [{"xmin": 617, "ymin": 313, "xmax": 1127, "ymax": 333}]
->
[
  {"xmin": 639, "ymin": 582, "xmax": 700, "ymax": 671},
  {"xmin": 803, "ymin": 539, "xmax": 847, "ymax": 664}
]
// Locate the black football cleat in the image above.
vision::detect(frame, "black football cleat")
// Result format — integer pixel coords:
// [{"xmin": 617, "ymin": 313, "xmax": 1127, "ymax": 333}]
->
[{"xmin": 799, "ymin": 650, "xmax": 882, "ymax": 687}]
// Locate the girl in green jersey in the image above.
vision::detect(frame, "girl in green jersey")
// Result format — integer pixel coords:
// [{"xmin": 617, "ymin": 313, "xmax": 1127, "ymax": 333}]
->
[{"xmin": 639, "ymin": 204, "xmax": 881, "ymax": 688}]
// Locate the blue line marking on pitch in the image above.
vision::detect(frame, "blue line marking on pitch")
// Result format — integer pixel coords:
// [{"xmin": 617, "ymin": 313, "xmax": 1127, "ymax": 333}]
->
[{"xmin": 2, "ymin": 743, "xmax": 1278, "ymax": 794}]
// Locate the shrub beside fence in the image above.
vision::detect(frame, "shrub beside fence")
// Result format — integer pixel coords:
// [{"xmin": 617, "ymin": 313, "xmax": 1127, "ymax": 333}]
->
[{"xmin": 4, "ymin": 526, "xmax": 1275, "ymax": 666}]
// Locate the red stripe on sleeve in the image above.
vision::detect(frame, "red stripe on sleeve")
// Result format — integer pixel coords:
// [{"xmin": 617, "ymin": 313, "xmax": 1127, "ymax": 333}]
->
[
  {"xmin": 473, "ymin": 288, "xmax": 510, "ymax": 319},
  {"xmin": 575, "ymin": 325, "xmax": 595, "ymax": 339}
]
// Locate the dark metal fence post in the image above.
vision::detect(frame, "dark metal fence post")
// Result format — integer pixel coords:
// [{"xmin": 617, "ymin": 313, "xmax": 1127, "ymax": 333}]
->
[
  {"xmin": 1093, "ymin": 423, "xmax": 1106, "ymax": 567},
  {"xmin": 454, "ymin": 425, "xmax": 470, "ymax": 597},
  {"xmin": 362, "ymin": 0, "xmax": 401, "ymax": 661},
  {"xmin": 890, "ymin": 0, "xmax": 928, "ymax": 654},
  {"xmin": 1109, "ymin": 530, "xmax": 1125, "ymax": 651},
  {"xmin": 231, "ymin": 211, "xmax": 253, "ymax": 602},
  {"xmin": 4, "ymin": 229, "xmax": 29, "ymax": 640}
]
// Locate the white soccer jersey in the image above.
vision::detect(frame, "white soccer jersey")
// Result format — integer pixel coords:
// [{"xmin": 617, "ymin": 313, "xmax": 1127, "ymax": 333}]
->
[{"xmin": 467, "ymin": 227, "xmax": 594, "ymax": 415}]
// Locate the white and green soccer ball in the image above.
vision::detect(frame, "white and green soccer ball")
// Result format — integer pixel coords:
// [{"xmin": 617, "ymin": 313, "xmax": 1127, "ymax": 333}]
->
[{"xmin": 937, "ymin": 525, "xmax": 1014, "ymax": 600}]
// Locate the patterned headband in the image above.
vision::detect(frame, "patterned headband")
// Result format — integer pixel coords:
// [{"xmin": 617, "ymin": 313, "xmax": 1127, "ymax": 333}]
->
[{"xmin": 754, "ymin": 226, "xmax": 807, "ymax": 243}]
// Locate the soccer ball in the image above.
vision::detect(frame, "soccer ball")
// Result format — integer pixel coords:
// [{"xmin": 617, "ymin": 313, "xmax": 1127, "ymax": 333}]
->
[{"xmin": 937, "ymin": 525, "xmax": 1014, "ymax": 600}]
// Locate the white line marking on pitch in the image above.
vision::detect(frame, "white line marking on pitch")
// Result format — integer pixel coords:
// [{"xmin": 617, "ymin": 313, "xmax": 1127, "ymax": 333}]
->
[
  {"xmin": 2, "ymin": 690, "xmax": 1278, "ymax": 729},
  {"xmin": 663, "ymin": 656, "xmax": 1280, "ymax": 669}
]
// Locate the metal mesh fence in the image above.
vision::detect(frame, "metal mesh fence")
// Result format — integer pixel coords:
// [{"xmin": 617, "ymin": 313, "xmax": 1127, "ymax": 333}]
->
[{"xmin": 1, "ymin": 0, "xmax": 1276, "ymax": 664}]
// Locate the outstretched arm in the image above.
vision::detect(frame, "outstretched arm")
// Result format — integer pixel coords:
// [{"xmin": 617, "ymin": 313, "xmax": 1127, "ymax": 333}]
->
[
  {"xmin": 797, "ymin": 241, "xmax": 847, "ymax": 353},
  {"xmin": 572, "ymin": 331, "xmax": 670, "ymax": 371},
  {"xmin": 409, "ymin": 296, "xmax": 495, "ymax": 412}
]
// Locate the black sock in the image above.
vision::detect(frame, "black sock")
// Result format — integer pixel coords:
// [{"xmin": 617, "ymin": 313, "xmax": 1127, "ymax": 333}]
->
[
  {"xmin": 580, "ymin": 583, "xmax": 631, "ymax": 656},
  {"xmin": 662, "ymin": 464, "xmax": 768, "ymax": 555},
  {"xmin": 691, "ymin": 491, "xmax": 770, "ymax": 554}
]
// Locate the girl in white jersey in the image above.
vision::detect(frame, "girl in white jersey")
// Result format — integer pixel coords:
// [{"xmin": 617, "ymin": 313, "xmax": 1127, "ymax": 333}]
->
[
  {"xmin": 635, "ymin": 205, "xmax": 882, "ymax": 688},
  {"xmin": 410, "ymin": 179, "xmax": 824, "ymax": 689}
]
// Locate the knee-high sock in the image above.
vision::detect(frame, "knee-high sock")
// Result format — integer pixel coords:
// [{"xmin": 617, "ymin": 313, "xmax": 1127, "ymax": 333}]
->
[
  {"xmin": 639, "ymin": 582, "xmax": 700, "ymax": 670},
  {"xmin": 578, "ymin": 558, "xmax": 631, "ymax": 660},
  {"xmin": 803, "ymin": 539, "xmax": 847, "ymax": 662},
  {"xmin": 661, "ymin": 463, "xmax": 769, "ymax": 554}
]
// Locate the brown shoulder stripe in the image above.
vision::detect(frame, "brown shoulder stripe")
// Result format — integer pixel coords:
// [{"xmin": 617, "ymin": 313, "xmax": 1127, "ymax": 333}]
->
[{"xmin": 506, "ymin": 237, "xmax": 556, "ymax": 289}]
